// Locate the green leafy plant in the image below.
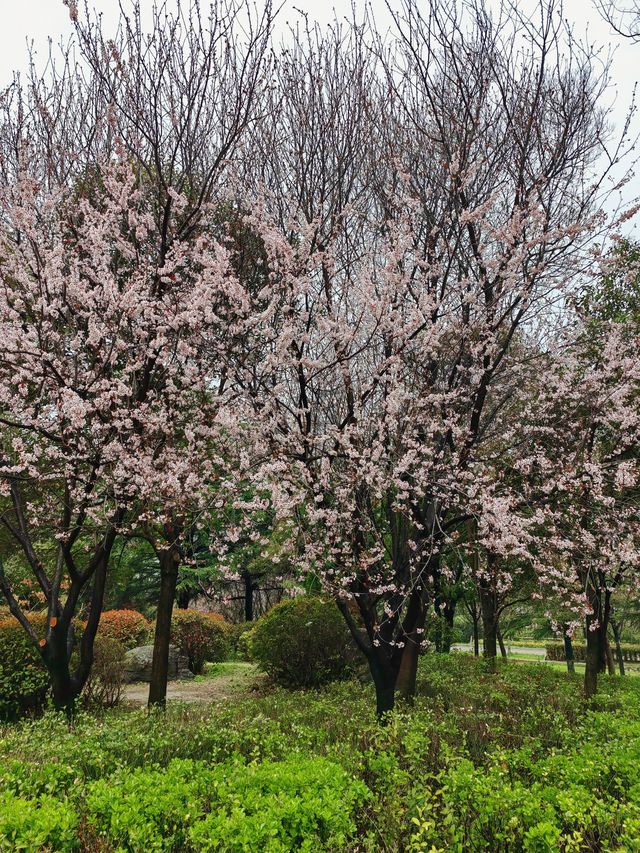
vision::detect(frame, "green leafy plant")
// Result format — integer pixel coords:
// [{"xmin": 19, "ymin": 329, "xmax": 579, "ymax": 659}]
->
[
  {"xmin": 0, "ymin": 612, "xmax": 49, "ymax": 721},
  {"xmin": 248, "ymin": 597, "xmax": 357, "ymax": 688},
  {"xmin": 0, "ymin": 791, "xmax": 78, "ymax": 852},
  {"xmin": 189, "ymin": 756, "xmax": 369, "ymax": 852}
]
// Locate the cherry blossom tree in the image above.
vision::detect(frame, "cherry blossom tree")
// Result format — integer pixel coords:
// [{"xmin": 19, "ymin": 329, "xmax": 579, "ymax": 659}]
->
[
  {"xmin": 0, "ymin": 0, "xmax": 274, "ymax": 711},
  {"xmin": 234, "ymin": 0, "xmax": 637, "ymax": 715},
  {"xmin": 0, "ymin": 157, "xmax": 250, "ymax": 715}
]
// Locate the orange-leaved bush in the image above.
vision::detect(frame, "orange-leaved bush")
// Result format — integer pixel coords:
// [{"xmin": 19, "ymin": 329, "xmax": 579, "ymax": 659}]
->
[{"xmin": 97, "ymin": 610, "xmax": 151, "ymax": 650}]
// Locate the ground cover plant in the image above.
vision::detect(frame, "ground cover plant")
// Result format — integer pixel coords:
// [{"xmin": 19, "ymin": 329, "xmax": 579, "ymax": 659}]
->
[{"xmin": 1, "ymin": 655, "xmax": 640, "ymax": 851}]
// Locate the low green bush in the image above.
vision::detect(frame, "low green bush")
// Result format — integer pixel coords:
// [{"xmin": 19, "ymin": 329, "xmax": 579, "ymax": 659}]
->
[
  {"xmin": 86, "ymin": 758, "xmax": 215, "ymax": 851},
  {"xmin": 226, "ymin": 622, "xmax": 255, "ymax": 661},
  {"xmin": 0, "ymin": 791, "xmax": 78, "ymax": 852},
  {"xmin": 85, "ymin": 756, "xmax": 368, "ymax": 852},
  {"xmin": 2, "ymin": 656, "xmax": 640, "ymax": 851},
  {"xmin": 248, "ymin": 597, "xmax": 356, "ymax": 688},
  {"xmin": 189, "ymin": 756, "xmax": 369, "ymax": 852},
  {"xmin": 170, "ymin": 610, "xmax": 230, "ymax": 674},
  {"xmin": 0, "ymin": 612, "xmax": 49, "ymax": 721}
]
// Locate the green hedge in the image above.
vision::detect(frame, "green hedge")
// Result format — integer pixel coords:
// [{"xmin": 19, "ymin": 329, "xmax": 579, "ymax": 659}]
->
[{"xmin": 546, "ymin": 642, "xmax": 640, "ymax": 663}]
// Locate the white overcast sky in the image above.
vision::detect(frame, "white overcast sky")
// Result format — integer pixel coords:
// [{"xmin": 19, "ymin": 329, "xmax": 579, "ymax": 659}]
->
[{"xmin": 0, "ymin": 0, "xmax": 638, "ymax": 228}]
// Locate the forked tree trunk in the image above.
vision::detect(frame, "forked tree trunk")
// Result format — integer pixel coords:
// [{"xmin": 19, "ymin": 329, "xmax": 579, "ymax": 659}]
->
[{"xmin": 148, "ymin": 544, "xmax": 181, "ymax": 708}]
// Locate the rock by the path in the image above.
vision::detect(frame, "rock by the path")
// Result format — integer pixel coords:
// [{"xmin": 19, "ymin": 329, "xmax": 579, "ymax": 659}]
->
[{"xmin": 123, "ymin": 644, "xmax": 194, "ymax": 683}]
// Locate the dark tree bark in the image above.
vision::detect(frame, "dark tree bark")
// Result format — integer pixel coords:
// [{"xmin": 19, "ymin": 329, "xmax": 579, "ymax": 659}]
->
[
  {"xmin": 479, "ymin": 574, "xmax": 498, "ymax": 669},
  {"xmin": 604, "ymin": 634, "xmax": 616, "ymax": 675},
  {"xmin": 584, "ymin": 583, "xmax": 611, "ymax": 698},
  {"xmin": 563, "ymin": 628, "xmax": 575, "ymax": 674},
  {"xmin": 497, "ymin": 624, "xmax": 507, "ymax": 659},
  {"xmin": 148, "ymin": 542, "xmax": 182, "ymax": 708},
  {"xmin": 242, "ymin": 571, "xmax": 256, "ymax": 622},
  {"xmin": 175, "ymin": 588, "xmax": 192, "ymax": 609},
  {"xmin": 585, "ymin": 618, "xmax": 605, "ymax": 698},
  {"xmin": 395, "ymin": 583, "xmax": 428, "ymax": 703},
  {"xmin": 611, "ymin": 618, "xmax": 625, "ymax": 676}
]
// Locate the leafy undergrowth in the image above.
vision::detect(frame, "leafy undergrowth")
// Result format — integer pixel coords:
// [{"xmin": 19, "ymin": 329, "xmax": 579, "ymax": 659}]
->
[{"xmin": 1, "ymin": 655, "xmax": 639, "ymax": 851}]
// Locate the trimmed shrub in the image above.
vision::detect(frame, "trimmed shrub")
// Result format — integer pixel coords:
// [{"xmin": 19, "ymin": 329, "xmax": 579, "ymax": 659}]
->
[
  {"xmin": 0, "ymin": 612, "xmax": 49, "ymax": 721},
  {"xmin": 82, "ymin": 635, "xmax": 126, "ymax": 708},
  {"xmin": 546, "ymin": 642, "xmax": 640, "ymax": 663},
  {"xmin": 170, "ymin": 610, "xmax": 230, "ymax": 674},
  {"xmin": 97, "ymin": 609, "xmax": 151, "ymax": 649},
  {"xmin": 248, "ymin": 597, "xmax": 357, "ymax": 688}
]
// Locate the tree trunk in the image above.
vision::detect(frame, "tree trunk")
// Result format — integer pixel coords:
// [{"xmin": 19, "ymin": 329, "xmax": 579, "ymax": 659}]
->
[
  {"xmin": 148, "ymin": 544, "xmax": 181, "ymax": 708},
  {"xmin": 584, "ymin": 618, "xmax": 603, "ymax": 698},
  {"xmin": 395, "ymin": 585, "xmax": 426, "ymax": 702},
  {"xmin": 497, "ymin": 624, "xmax": 507, "ymax": 659},
  {"xmin": 563, "ymin": 630, "xmax": 575, "ymax": 674},
  {"xmin": 396, "ymin": 640, "xmax": 420, "ymax": 703},
  {"xmin": 611, "ymin": 619, "xmax": 625, "ymax": 676},
  {"xmin": 176, "ymin": 588, "xmax": 191, "ymax": 609},
  {"xmin": 604, "ymin": 634, "xmax": 615, "ymax": 676},
  {"xmin": 370, "ymin": 658, "xmax": 397, "ymax": 717},
  {"xmin": 242, "ymin": 571, "xmax": 255, "ymax": 622},
  {"xmin": 45, "ymin": 630, "xmax": 76, "ymax": 721},
  {"xmin": 441, "ymin": 601, "xmax": 456, "ymax": 653},
  {"xmin": 584, "ymin": 579, "xmax": 610, "ymax": 699},
  {"xmin": 472, "ymin": 609, "xmax": 480, "ymax": 656},
  {"xmin": 480, "ymin": 585, "xmax": 498, "ymax": 669}
]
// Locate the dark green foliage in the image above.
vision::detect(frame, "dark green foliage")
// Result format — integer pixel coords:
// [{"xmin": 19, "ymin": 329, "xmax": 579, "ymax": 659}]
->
[
  {"xmin": 248, "ymin": 597, "xmax": 356, "ymax": 687},
  {"xmin": 0, "ymin": 613, "xmax": 49, "ymax": 721}
]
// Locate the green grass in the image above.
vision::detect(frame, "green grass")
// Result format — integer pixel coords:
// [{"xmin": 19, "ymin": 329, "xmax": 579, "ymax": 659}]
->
[{"xmin": 1, "ymin": 655, "xmax": 639, "ymax": 851}]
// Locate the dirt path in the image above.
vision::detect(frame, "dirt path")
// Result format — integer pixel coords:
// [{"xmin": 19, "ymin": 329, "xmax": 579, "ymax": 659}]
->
[{"xmin": 122, "ymin": 662, "xmax": 266, "ymax": 706}]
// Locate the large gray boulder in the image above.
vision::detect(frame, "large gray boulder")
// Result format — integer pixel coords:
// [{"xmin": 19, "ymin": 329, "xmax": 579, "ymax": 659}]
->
[{"xmin": 123, "ymin": 644, "xmax": 194, "ymax": 683}]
